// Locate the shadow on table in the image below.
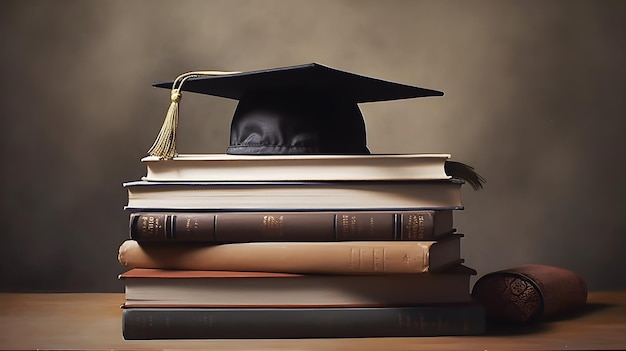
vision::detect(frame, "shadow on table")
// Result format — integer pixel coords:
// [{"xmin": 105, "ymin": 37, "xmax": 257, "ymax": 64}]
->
[{"xmin": 483, "ymin": 302, "xmax": 614, "ymax": 336}]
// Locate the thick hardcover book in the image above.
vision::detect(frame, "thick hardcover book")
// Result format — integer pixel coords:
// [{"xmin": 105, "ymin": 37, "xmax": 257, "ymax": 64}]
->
[
  {"xmin": 140, "ymin": 153, "xmax": 452, "ymax": 182},
  {"xmin": 129, "ymin": 210, "xmax": 454, "ymax": 242},
  {"xmin": 123, "ymin": 180, "xmax": 464, "ymax": 211},
  {"xmin": 118, "ymin": 234, "xmax": 464, "ymax": 274},
  {"xmin": 121, "ymin": 303, "xmax": 485, "ymax": 339},
  {"xmin": 120, "ymin": 265, "xmax": 476, "ymax": 307}
]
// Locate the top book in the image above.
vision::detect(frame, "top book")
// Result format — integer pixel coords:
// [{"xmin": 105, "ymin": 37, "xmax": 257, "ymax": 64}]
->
[{"xmin": 140, "ymin": 153, "xmax": 452, "ymax": 182}]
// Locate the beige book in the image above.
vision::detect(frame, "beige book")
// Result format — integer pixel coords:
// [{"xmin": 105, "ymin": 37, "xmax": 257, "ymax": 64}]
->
[{"xmin": 118, "ymin": 235, "xmax": 463, "ymax": 274}]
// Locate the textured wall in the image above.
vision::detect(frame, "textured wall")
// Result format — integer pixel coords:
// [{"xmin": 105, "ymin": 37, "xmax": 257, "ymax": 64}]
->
[{"xmin": 1, "ymin": 0, "xmax": 624, "ymax": 292}]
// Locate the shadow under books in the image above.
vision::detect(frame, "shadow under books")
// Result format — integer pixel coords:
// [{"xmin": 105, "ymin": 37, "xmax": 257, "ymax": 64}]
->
[{"xmin": 483, "ymin": 302, "xmax": 614, "ymax": 336}]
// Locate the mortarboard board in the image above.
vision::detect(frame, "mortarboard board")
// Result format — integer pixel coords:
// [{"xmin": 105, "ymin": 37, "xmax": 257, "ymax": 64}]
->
[
  {"xmin": 148, "ymin": 63, "xmax": 484, "ymax": 189},
  {"xmin": 149, "ymin": 63, "xmax": 442, "ymax": 157}
]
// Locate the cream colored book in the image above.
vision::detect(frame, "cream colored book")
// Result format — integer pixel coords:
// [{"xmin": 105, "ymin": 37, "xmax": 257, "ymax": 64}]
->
[
  {"xmin": 140, "ymin": 153, "xmax": 452, "ymax": 182},
  {"xmin": 119, "ymin": 265, "xmax": 476, "ymax": 308},
  {"xmin": 117, "ymin": 235, "xmax": 463, "ymax": 275},
  {"xmin": 123, "ymin": 179, "xmax": 463, "ymax": 211}
]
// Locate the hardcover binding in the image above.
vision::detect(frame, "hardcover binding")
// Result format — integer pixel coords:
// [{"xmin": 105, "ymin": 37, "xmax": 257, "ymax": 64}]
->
[{"xmin": 122, "ymin": 304, "xmax": 485, "ymax": 339}]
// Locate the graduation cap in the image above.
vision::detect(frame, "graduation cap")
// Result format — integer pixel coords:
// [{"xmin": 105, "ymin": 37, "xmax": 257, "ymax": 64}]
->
[
  {"xmin": 148, "ymin": 63, "xmax": 442, "ymax": 157},
  {"xmin": 148, "ymin": 63, "xmax": 484, "ymax": 189}
]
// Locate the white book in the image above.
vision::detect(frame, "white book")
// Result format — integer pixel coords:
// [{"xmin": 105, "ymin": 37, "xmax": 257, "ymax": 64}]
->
[
  {"xmin": 140, "ymin": 153, "xmax": 452, "ymax": 182},
  {"xmin": 124, "ymin": 180, "xmax": 464, "ymax": 211}
]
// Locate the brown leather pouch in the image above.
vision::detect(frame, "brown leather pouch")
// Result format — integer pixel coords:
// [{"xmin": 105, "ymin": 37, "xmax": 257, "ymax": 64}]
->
[{"xmin": 471, "ymin": 264, "xmax": 587, "ymax": 323}]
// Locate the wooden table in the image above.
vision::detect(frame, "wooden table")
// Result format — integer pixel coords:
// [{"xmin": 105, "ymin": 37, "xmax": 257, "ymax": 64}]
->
[{"xmin": 0, "ymin": 291, "xmax": 625, "ymax": 350}]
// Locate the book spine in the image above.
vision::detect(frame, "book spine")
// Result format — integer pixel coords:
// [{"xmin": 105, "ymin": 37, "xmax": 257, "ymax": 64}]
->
[
  {"xmin": 117, "ymin": 238, "xmax": 461, "ymax": 274},
  {"xmin": 122, "ymin": 304, "xmax": 485, "ymax": 339},
  {"xmin": 129, "ymin": 210, "xmax": 453, "ymax": 242}
]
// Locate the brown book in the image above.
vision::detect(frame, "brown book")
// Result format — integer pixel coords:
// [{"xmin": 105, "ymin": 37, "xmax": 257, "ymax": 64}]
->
[
  {"xmin": 119, "ymin": 265, "xmax": 476, "ymax": 308},
  {"xmin": 118, "ymin": 235, "xmax": 464, "ymax": 274},
  {"xmin": 471, "ymin": 264, "xmax": 588, "ymax": 323},
  {"xmin": 129, "ymin": 210, "xmax": 454, "ymax": 242}
]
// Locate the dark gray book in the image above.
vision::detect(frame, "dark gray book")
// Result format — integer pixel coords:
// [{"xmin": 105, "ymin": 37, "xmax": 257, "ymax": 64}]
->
[{"xmin": 122, "ymin": 303, "xmax": 485, "ymax": 339}]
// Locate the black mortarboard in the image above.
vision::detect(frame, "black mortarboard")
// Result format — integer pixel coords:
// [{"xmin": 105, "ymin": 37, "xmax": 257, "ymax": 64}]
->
[{"xmin": 149, "ymin": 63, "xmax": 443, "ymax": 157}]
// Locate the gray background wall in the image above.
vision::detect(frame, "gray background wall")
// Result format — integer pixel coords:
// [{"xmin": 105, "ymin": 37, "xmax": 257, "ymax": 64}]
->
[{"xmin": 1, "ymin": 0, "xmax": 624, "ymax": 292}]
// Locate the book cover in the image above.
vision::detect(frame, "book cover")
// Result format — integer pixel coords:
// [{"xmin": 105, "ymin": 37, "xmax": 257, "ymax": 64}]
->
[
  {"xmin": 117, "ymin": 234, "xmax": 464, "ymax": 274},
  {"xmin": 120, "ymin": 265, "xmax": 476, "ymax": 307},
  {"xmin": 141, "ymin": 153, "xmax": 452, "ymax": 182},
  {"xmin": 129, "ymin": 210, "xmax": 454, "ymax": 242},
  {"xmin": 121, "ymin": 303, "xmax": 485, "ymax": 339},
  {"xmin": 123, "ymin": 180, "xmax": 464, "ymax": 211}
]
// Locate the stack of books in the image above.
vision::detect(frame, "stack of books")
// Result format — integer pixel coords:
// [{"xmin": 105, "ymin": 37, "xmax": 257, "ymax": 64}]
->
[{"xmin": 117, "ymin": 153, "xmax": 485, "ymax": 339}]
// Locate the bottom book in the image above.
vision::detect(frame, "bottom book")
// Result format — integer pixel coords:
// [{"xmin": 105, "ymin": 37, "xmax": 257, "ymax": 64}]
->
[{"xmin": 122, "ymin": 303, "xmax": 485, "ymax": 339}]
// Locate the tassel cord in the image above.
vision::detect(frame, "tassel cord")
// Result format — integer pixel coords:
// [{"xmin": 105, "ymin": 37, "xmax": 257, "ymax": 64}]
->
[{"xmin": 147, "ymin": 70, "xmax": 240, "ymax": 159}]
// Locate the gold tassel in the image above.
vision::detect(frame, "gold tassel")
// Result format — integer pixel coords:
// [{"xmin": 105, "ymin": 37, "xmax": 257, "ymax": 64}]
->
[
  {"xmin": 147, "ymin": 70, "xmax": 240, "ymax": 159},
  {"xmin": 147, "ymin": 89, "xmax": 182, "ymax": 158}
]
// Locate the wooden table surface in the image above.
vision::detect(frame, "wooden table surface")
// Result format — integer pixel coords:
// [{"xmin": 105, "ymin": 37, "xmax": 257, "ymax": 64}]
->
[{"xmin": 0, "ymin": 291, "xmax": 625, "ymax": 350}]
